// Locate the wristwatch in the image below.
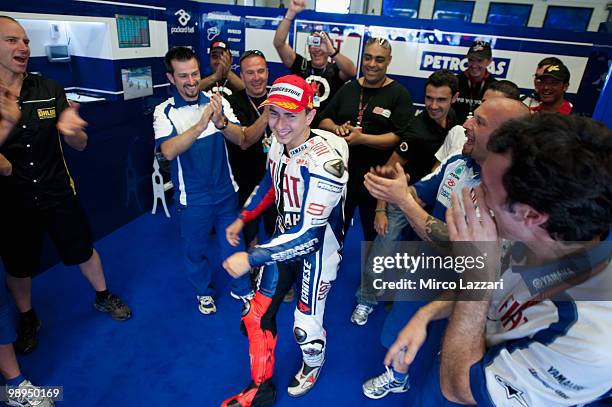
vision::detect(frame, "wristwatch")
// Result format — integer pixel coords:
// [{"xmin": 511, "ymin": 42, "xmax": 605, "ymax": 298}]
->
[
  {"xmin": 330, "ymin": 48, "xmax": 339, "ymax": 58},
  {"xmin": 216, "ymin": 116, "xmax": 228, "ymax": 130}
]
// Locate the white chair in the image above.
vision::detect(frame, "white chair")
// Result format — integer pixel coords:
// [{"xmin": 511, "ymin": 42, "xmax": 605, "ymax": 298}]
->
[{"xmin": 151, "ymin": 154, "xmax": 170, "ymax": 218}]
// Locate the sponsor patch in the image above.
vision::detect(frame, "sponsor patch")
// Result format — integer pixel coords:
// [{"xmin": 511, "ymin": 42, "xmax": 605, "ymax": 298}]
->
[
  {"xmin": 316, "ymin": 181, "xmax": 342, "ymax": 193},
  {"xmin": 37, "ymin": 107, "xmax": 56, "ymax": 120},
  {"xmin": 269, "ymin": 83, "xmax": 304, "ymax": 101},
  {"xmin": 372, "ymin": 106, "xmax": 391, "ymax": 118}
]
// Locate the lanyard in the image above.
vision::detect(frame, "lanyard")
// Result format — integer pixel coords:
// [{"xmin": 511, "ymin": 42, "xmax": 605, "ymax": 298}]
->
[
  {"xmin": 247, "ymin": 94, "xmax": 272, "ymax": 152},
  {"xmin": 356, "ymin": 88, "xmax": 370, "ymax": 127}
]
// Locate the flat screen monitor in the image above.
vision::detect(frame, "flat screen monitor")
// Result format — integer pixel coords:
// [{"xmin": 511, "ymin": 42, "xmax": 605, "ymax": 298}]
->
[
  {"xmin": 116, "ymin": 14, "xmax": 150, "ymax": 48},
  {"xmin": 46, "ymin": 44, "xmax": 70, "ymax": 62},
  {"xmin": 121, "ymin": 66, "xmax": 154, "ymax": 100}
]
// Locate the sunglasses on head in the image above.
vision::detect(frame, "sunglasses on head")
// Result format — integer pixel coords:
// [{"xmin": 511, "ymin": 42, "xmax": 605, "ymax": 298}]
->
[{"xmin": 240, "ymin": 49, "xmax": 266, "ymax": 63}]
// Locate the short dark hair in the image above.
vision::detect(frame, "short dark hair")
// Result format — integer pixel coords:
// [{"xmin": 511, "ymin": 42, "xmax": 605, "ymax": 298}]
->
[
  {"xmin": 426, "ymin": 69, "xmax": 458, "ymax": 95},
  {"xmin": 537, "ymin": 57, "xmax": 563, "ymax": 69},
  {"xmin": 487, "ymin": 80, "xmax": 520, "ymax": 100},
  {"xmin": 164, "ymin": 46, "xmax": 199, "ymax": 74},
  {"xmin": 488, "ymin": 114, "xmax": 612, "ymax": 241}
]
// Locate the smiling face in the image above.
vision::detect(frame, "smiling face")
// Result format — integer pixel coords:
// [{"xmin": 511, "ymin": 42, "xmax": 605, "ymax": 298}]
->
[
  {"xmin": 240, "ymin": 55, "xmax": 268, "ymax": 98},
  {"xmin": 0, "ymin": 18, "xmax": 30, "ymax": 77},
  {"xmin": 361, "ymin": 42, "xmax": 391, "ymax": 86},
  {"xmin": 462, "ymin": 98, "xmax": 530, "ymax": 163},
  {"xmin": 535, "ymin": 76, "xmax": 568, "ymax": 106},
  {"xmin": 466, "ymin": 56, "xmax": 490, "ymax": 82},
  {"xmin": 166, "ymin": 57, "xmax": 201, "ymax": 101},
  {"xmin": 308, "ymin": 32, "xmax": 328, "ymax": 69},
  {"xmin": 268, "ymin": 105, "xmax": 315, "ymax": 150},
  {"xmin": 424, "ymin": 84, "xmax": 456, "ymax": 125}
]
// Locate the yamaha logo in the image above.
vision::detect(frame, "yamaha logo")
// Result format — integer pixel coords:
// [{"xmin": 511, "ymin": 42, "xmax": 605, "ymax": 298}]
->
[{"xmin": 175, "ymin": 9, "xmax": 191, "ymax": 26}]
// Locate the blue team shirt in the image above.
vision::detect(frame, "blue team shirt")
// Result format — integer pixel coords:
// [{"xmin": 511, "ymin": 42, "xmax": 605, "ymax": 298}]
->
[
  {"xmin": 153, "ymin": 89, "xmax": 239, "ymax": 206},
  {"xmin": 414, "ymin": 154, "xmax": 481, "ymax": 221}
]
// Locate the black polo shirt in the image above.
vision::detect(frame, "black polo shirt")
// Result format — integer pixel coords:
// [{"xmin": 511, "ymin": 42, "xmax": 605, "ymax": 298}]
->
[
  {"xmin": 290, "ymin": 53, "xmax": 345, "ymax": 128},
  {"xmin": 0, "ymin": 74, "xmax": 74, "ymax": 209},
  {"xmin": 453, "ymin": 71, "xmax": 497, "ymax": 124},
  {"xmin": 396, "ymin": 109, "xmax": 457, "ymax": 183},
  {"xmin": 226, "ymin": 89, "xmax": 269, "ymax": 206}
]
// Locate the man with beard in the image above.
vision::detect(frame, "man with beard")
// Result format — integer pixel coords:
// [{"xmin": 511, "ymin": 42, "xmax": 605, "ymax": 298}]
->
[
  {"xmin": 154, "ymin": 47, "xmax": 253, "ymax": 314},
  {"xmin": 360, "ymin": 98, "xmax": 529, "ymax": 400},
  {"xmin": 388, "ymin": 114, "xmax": 612, "ymax": 406}
]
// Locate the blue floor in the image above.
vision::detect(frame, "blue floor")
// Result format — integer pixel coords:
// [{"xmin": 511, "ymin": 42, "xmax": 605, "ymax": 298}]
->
[{"xmin": 17, "ymin": 209, "xmax": 429, "ymax": 406}]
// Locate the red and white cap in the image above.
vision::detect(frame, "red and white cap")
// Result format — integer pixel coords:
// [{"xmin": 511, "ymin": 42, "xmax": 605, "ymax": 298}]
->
[{"xmin": 259, "ymin": 75, "xmax": 314, "ymax": 113}]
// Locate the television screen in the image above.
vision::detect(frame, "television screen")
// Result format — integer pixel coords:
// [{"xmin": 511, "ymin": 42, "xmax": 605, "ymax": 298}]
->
[
  {"xmin": 116, "ymin": 14, "xmax": 150, "ymax": 48},
  {"xmin": 46, "ymin": 44, "xmax": 70, "ymax": 62},
  {"xmin": 121, "ymin": 66, "xmax": 154, "ymax": 100}
]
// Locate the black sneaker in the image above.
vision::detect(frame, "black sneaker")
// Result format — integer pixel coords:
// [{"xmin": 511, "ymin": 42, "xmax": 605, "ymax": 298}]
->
[
  {"xmin": 94, "ymin": 293, "xmax": 132, "ymax": 321},
  {"xmin": 14, "ymin": 314, "xmax": 41, "ymax": 354}
]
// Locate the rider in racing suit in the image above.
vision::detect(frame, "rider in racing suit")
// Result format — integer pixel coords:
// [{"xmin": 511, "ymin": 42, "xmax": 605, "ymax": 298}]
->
[{"xmin": 221, "ymin": 75, "xmax": 348, "ymax": 406}]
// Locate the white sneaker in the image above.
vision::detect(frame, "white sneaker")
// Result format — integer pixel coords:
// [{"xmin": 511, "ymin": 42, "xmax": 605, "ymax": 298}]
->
[
  {"xmin": 287, "ymin": 361, "xmax": 323, "ymax": 397},
  {"xmin": 230, "ymin": 290, "xmax": 255, "ymax": 302},
  {"xmin": 197, "ymin": 296, "xmax": 216, "ymax": 315},
  {"xmin": 362, "ymin": 366, "xmax": 410, "ymax": 400},
  {"xmin": 350, "ymin": 303, "xmax": 374, "ymax": 326},
  {"xmin": 5, "ymin": 379, "xmax": 55, "ymax": 407}
]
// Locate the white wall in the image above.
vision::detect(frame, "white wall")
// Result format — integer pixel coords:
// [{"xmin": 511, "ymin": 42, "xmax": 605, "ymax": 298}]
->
[{"xmin": 5, "ymin": 11, "xmax": 168, "ymax": 60}]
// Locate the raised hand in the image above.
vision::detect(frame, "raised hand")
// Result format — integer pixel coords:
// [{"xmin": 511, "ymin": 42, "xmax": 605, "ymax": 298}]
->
[{"xmin": 57, "ymin": 103, "xmax": 87, "ymax": 137}]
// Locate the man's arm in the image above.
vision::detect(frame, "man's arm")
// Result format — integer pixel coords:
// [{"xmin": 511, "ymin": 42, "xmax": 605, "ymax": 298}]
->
[
  {"xmin": 440, "ymin": 300, "xmax": 487, "ymax": 405},
  {"xmin": 343, "ymin": 127, "xmax": 400, "ymax": 149},
  {"xmin": 273, "ymin": 0, "xmax": 305, "ymax": 68},
  {"xmin": 440, "ymin": 188, "xmax": 499, "ymax": 405},
  {"xmin": 209, "ymin": 93, "xmax": 245, "ymax": 146},
  {"xmin": 0, "ymin": 86, "xmax": 20, "ymax": 146},
  {"xmin": 0, "ymin": 153, "xmax": 11, "ymax": 176},
  {"xmin": 385, "ymin": 296, "xmax": 455, "ymax": 367},
  {"xmin": 318, "ymin": 118, "xmax": 338, "ymax": 133},
  {"xmin": 318, "ymin": 31, "xmax": 356, "ymax": 80},
  {"xmin": 57, "ymin": 104, "xmax": 88, "ymax": 151},
  {"xmin": 199, "ymin": 52, "xmax": 245, "ymax": 93},
  {"xmin": 159, "ymin": 104, "xmax": 212, "ymax": 161},
  {"xmin": 241, "ymin": 108, "xmax": 269, "ymax": 149},
  {"xmin": 364, "ymin": 162, "xmax": 448, "ymax": 241}
]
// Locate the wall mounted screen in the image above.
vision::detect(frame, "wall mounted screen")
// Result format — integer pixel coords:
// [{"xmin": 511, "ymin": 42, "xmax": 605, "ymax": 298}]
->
[
  {"xmin": 487, "ymin": 2, "xmax": 532, "ymax": 27},
  {"xmin": 544, "ymin": 6, "xmax": 593, "ymax": 32},
  {"xmin": 116, "ymin": 14, "xmax": 150, "ymax": 48},
  {"xmin": 382, "ymin": 0, "xmax": 421, "ymax": 18},
  {"xmin": 433, "ymin": 0, "xmax": 475, "ymax": 22}
]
